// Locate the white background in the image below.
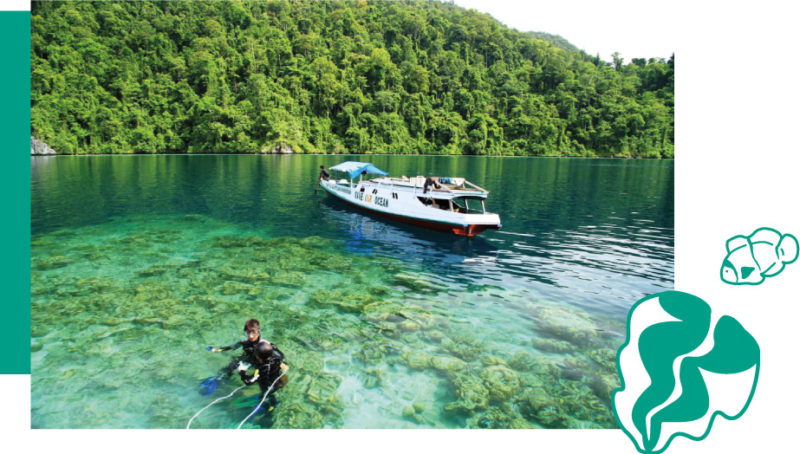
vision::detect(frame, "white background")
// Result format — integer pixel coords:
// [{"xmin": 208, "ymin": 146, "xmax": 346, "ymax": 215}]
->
[
  {"xmin": 454, "ymin": 0, "xmax": 676, "ymax": 62},
  {"xmin": 5, "ymin": 0, "xmax": 800, "ymax": 453}
]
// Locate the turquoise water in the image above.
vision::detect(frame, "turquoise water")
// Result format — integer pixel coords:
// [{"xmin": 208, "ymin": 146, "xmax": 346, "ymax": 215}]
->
[{"xmin": 31, "ymin": 155, "xmax": 673, "ymax": 429}]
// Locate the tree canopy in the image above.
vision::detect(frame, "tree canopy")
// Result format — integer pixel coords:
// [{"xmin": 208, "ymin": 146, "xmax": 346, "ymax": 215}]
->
[{"xmin": 31, "ymin": 0, "xmax": 673, "ymax": 157}]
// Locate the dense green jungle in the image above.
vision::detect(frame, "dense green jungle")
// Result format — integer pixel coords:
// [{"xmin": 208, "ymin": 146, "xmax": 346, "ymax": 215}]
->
[{"xmin": 31, "ymin": 0, "xmax": 673, "ymax": 157}]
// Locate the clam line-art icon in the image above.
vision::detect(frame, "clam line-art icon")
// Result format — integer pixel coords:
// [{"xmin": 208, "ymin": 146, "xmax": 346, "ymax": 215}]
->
[
  {"xmin": 721, "ymin": 227, "xmax": 798, "ymax": 285},
  {"xmin": 613, "ymin": 291, "xmax": 759, "ymax": 453}
]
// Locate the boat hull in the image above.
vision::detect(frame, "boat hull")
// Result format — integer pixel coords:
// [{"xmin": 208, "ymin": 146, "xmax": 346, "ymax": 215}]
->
[{"xmin": 321, "ymin": 180, "xmax": 500, "ymax": 238}]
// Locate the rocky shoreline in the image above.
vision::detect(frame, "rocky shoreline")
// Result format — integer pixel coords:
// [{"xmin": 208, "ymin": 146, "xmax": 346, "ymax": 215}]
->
[
  {"xmin": 31, "ymin": 137, "xmax": 56, "ymax": 155},
  {"xmin": 30, "ymin": 138, "xmax": 298, "ymax": 156}
]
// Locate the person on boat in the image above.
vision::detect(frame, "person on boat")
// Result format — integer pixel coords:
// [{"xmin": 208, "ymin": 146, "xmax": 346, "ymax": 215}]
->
[
  {"xmin": 423, "ymin": 177, "xmax": 441, "ymax": 194},
  {"xmin": 209, "ymin": 318, "xmax": 268, "ymax": 377},
  {"xmin": 315, "ymin": 165, "xmax": 330, "ymax": 194},
  {"xmin": 318, "ymin": 165, "xmax": 330, "ymax": 182},
  {"xmin": 238, "ymin": 340, "xmax": 288, "ymax": 415}
]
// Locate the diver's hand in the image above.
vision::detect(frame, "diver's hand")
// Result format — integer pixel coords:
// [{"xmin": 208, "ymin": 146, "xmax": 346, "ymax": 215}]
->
[
  {"xmin": 239, "ymin": 370, "xmax": 256, "ymax": 385},
  {"xmin": 207, "ymin": 347, "xmax": 222, "ymax": 353},
  {"xmin": 236, "ymin": 363, "xmax": 248, "ymax": 372}
]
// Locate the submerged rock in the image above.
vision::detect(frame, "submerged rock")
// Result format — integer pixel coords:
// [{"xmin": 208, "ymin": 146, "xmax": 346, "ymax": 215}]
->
[
  {"xmin": 31, "ymin": 325, "xmax": 50, "ymax": 338},
  {"xmin": 441, "ymin": 334, "xmax": 483, "ymax": 362},
  {"xmin": 362, "ymin": 367, "xmax": 385, "ymax": 388},
  {"xmin": 559, "ymin": 356, "xmax": 588, "ymax": 381},
  {"xmin": 309, "ymin": 289, "xmax": 375, "ymax": 313},
  {"xmin": 480, "ymin": 356, "xmax": 508, "ymax": 367},
  {"xmin": 507, "ymin": 351, "xmax": 536, "ymax": 371},
  {"xmin": 270, "ymin": 271, "xmax": 306, "ymax": 287},
  {"xmin": 530, "ymin": 303, "xmax": 607, "ymax": 347},
  {"xmin": 213, "ymin": 235, "xmax": 270, "ymax": 249},
  {"xmin": 401, "ymin": 350, "xmax": 430, "ymax": 370},
  {"xmin": 392, "ymin": 273, "xmax": 438, "ymax": 293},
  {"xmin": 425, "ymin": 330, "xmax": 445, "ymax": 343},
  {"xmin": 271, "ymin": 400, "xmax": 325, "ymax": 429},
  {"xmin": 401, "ymin": 401, "xmax": 428, "ymax": 424},
  {"xmin": 586, "ymin": 348, "xmax": 618, "ymax": 373},
  {"xmin": 354, "ymin": 341, "xmax": 387, "ymax": 363},
  {"xmin": 467, "ymin": 403, "xmax": 535, "ymax": 429},
  {"xmin": 480, "ymin": 366, "xmax": 520, "ymax": 402},
  {"xmin": 136, "ymin": 264, "xmax": 173, "ymax": 277},
  {"xmin": 586, "ymin": 373, "xmax": 620, "ymax": 403},
  {"xmin": 219, "ymin": 280, "xmax": 255, "ymax": 295},
  {"xmin": 444, "ymin": 374, "xmax": 489, "ymax": 414},
  {"xmin": 35, "ymin": 255, "xmax": 74, "ymax": 270},
  {"xmin": 429, "ymin": 355, "xmax": 467, "ymax": 375},
  {"xmin": 532, "ymin": 337, "xmax": 575, "ymax": 354}
]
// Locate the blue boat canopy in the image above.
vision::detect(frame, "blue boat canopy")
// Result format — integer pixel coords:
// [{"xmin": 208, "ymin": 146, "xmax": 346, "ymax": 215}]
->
[{"xmin": 329, "ymin": 161, "xmax": 388, "ymax": 179}]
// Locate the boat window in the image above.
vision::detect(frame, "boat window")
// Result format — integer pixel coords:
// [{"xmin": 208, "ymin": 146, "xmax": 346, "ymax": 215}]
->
[
  {"xmin": 360, "ymin": 187, "xmax": 365, "ymax": 192},
  {"xmin": 452, "ymin": 197, "xmax": 485, "ymax": 214},
  {"xmin": 417, "ymin": 197, "xmax": 452, "ymax": 211}
]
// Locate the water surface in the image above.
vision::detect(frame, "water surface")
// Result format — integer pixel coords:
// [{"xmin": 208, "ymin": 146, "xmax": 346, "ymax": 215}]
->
[{"xmin": 31, "ymin": 155, "xmax": 673, "ymax": 428}]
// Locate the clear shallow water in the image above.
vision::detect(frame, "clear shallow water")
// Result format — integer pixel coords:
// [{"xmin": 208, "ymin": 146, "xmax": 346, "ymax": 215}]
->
[{"xmin": 31, "ymin": 155, "xmax": 673, "ymax": 429}]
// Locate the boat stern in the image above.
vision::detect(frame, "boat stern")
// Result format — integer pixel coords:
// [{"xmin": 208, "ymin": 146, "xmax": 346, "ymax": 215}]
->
[{"xmin": 453, "ymin": 213, "xmax": 502, "ymax": 237}]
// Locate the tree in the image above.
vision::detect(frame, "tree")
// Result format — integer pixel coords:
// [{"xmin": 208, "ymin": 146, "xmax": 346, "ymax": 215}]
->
[{"xmin": 30, "ymin": 0, "xmax": 672, "ymax": 157}]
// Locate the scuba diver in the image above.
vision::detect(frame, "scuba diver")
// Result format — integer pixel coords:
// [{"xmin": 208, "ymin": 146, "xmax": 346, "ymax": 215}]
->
[
  {"xmin": 189, "ymin": 332, "xmax": 289, "ymax": 429},
  {"xmin": 238, "ymin": 340, "xmax": 289, "ymax": 415},
  {"xmin": 200, "ymin": 318, "xmax": 276, "ymax": 395},
  {"xmin": 208, "ymin": 318, "xmax": 267, "ymax": 377}
]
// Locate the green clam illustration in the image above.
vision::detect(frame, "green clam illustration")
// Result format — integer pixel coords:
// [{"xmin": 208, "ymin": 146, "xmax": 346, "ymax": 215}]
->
[
  {"xmin": 613, "ymin": 291, "xmax": 760, "ymax": 453},
  {"xmin": 721, "ymin": 227, "xmax": 798, "ymax": 285}
]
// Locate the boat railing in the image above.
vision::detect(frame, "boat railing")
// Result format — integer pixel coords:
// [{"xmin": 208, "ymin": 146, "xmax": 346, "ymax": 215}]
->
[{"xmin": 463, "ymin": 180, "xmax": 489, "ymax": 194}]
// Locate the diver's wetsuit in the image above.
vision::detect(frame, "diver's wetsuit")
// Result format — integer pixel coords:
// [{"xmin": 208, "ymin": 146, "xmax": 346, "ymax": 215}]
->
[
  {"xmin": 240, "ymin": 344, "xmax": 286, "ymax": 395},
  {"xmin": 218, "ymin": 338, "xmax": 269, "ymax": 377},
  {"xmin": 319, "ymin": 168, "xmax": 330, "ymax": 181},
  {"xmin": 239, "ymin": 344, "xmax": 286, "ymax": 414}
]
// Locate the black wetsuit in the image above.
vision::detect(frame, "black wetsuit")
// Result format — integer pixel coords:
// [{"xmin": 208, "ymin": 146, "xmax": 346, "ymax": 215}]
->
[
  {"xmin": 240, "ymin": 344, "xmax": 286, "ymax": 395},
  {"xmin": 219, "ymin": 338, "xmax": 268, "ymax": 377},
  {"xmin": 319, "ymin": 168, "xmax": 330, "ymax": 181}
]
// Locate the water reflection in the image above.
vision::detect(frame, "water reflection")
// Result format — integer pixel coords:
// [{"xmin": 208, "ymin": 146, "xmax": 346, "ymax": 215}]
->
[{"xmin": 32, "ymin": 154, "xmax": 672, "ymax": 318}]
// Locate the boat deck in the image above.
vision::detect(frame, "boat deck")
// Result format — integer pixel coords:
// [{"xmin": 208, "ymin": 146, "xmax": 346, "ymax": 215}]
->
[{"xmin": 361, "ymin": 176, "xmax": 489, "ymax": 197}]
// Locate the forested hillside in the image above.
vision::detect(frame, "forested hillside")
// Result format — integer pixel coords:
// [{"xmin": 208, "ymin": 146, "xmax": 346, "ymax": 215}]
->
[{"xmin": 31, "ymin": 0, "xmax": 673, "ymax": 157}]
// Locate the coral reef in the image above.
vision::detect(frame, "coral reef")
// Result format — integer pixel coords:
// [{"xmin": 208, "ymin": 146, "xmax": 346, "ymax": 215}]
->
[
  {"xmin": 30, "ymin": 214, "xmax": 624, "ymax": 429},
  {"xmin": 481, "ymin": 366, "xmax": 521, "ymax": 402}
]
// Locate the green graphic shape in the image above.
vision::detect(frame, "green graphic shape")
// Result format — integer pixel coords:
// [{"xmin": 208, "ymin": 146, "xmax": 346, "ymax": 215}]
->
[
  {"xmin": 0, "ymin": 11, "xmax": 30, "ymax": 374},
  {"xmin": 721, "ymin": 227, "xmax": 798, "ymax": 285},
  {"xmin": 613, "ymin": 291, "xmax": 760, "ymax": 453}
]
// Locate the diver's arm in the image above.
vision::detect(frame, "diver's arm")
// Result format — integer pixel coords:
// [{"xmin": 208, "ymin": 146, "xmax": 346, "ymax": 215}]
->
[{"xmin": 218, "ymin": 341, "xmax": 244, "ymax": 352}]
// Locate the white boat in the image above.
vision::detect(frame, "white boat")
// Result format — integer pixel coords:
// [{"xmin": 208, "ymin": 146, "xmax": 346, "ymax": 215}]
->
[{"xmin": 319, "ymin": 161, "xmax": 502, "ymax": 237}]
